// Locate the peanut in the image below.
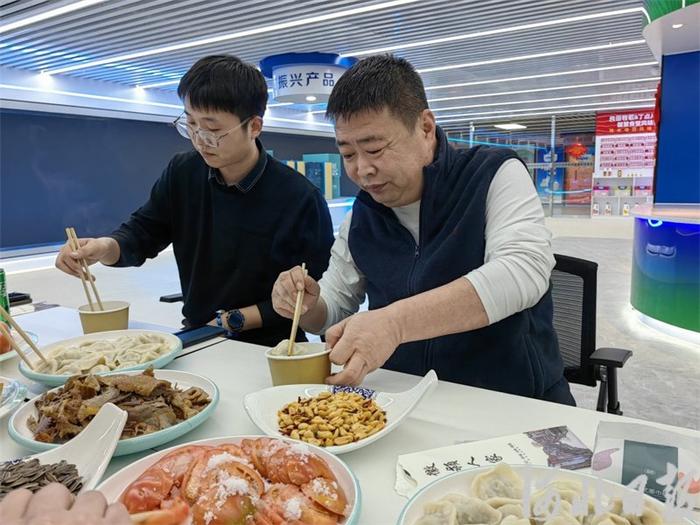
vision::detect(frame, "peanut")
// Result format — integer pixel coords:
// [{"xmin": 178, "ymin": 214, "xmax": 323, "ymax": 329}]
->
[{"xmin": 278, "ymin": 391, "xmax": 387, "ymax": 447}]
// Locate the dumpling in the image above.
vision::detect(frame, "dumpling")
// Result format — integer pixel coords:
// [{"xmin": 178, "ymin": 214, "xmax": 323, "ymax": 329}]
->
[
  {"xmin": 500, "ymin": 517, "xmax": 530, "ymax": 525},
  {"xmin": 441, "ymin": 494, "xmax": 501, "ymax": 525},
  {"xmin": 38, "ymin": 358, "xmax": 60, "ymax": 374},
  {"xmin": 53, "ymin": 347, "xmax": 83, "ymax": 360},
  {"xmin": 486, "ymin": 497, "xmax": 522, "ymax": 509},
  {"xmin": 622, "ymin": 507, "xmax": 663, "ymax": 525},
  {"xmin": 546, "ymin": 480, "xmax": 584, "ymax": 494},
  {"xmin": 415, "ymin": 516, "xmax": 455, "ymax": 525},
  {"xmin": 531, "ymin": 494, "xmax": 574, "ymax": 521},
  {"xmin": 532, "ymin": 486, "xmax": 581, "ymax": 505},
  {"xmin": 590, "ymin": 514, "xmax": 631, "ymax": 525},
  {"xmin": 74, "ymin": 354, "xmax": 106, "ymax": 373},
  {"xmin": 471, "ymin": 464, "xmax": 524, "ymax": 500},
  {"xmin": 607, "ymin": 498, "xmax": 664, "ymax": 525},
  {"xmin": 55, "ymin": 361, "xmax": 84, "ymax": 375},
  {"xmin": 416, "ymin": 500, "xmax": 458, "ymax": 525},
  {"xmin": 543, "ymin": 515, "xmax": 580, "ymax": 525},
  {"xmin": 498, "ymin": 503, "xmax": 525, "ymax": 519}
]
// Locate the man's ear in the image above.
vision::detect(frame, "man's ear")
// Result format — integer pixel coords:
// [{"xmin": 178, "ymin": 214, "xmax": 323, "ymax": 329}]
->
[
  {"xmin": 419, "ymin": 109, "xmax": 436, "ymax": 138},
  {"xmin": 248, "ymin": 116, "xmax": 263, "ymax": 140}
]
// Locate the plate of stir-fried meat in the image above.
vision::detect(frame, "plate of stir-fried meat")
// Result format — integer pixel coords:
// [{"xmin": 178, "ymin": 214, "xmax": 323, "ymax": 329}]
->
[{"xmin": 8, "ymin": 368, "xmax": 218, "ymax": 456}]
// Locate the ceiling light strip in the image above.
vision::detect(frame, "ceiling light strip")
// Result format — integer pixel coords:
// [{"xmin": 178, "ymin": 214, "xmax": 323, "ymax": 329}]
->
[
  {"xmin": 427, "ymin": 76, "xmax": 659, "ymax": 102},
  {"xmin": 0, "ymin": 83, "xmax": 331, "ymax": 128},
  {"xmin": 416, "ymin": 40, "xmax": 646, "ymax": 74},
  {"xmin": 343, "ymin": 7, "xmax": 650, "ymax": 56},
  {"xmin": 140, "ymin": 79, "xmax": 181, "ymax": 89},
  {"xmin": 437, "ymin": 98, "xmax": 654, "ymax": 119},
  {"xmin": 430, "ymin": 89, "xmax": 656, "ymax": 112},
  {"xmin": 47, "ymin": 0, "xmax": 421, "ymax": 75},
  {"xmin": 437, "ymin": 103, "xmax": 654, "ymax": 124},
  {"xmin": 308, "ymin": 76, "xmax": 660, "ymax": 115},
  {"xmin": 0, "ymin": 83, "xmax": 183, "ymax": 109},
  {"xmin": 424, "ymin": 61, "xmax": 658, "ymax": 91},
  {"xmin": 0, "ymin": 0, "xmax": 105, "ymax": 34}
]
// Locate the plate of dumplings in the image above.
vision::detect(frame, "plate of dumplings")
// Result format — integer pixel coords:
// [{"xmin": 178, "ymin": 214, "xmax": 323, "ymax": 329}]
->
[
  {"xmin": 18, "ymin": 329, "xmax": 182, "ymax": 386},
  {"xmin": 397, "ymin": 463, "xmax": 691, "ymax": 525}
]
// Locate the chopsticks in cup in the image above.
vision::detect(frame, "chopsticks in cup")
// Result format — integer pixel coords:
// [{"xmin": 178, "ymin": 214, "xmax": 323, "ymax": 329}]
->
[
  {"xmin": 287, "ymin": 262, "xmax": 307, "ymax": 356},
  {"xmin": 65, "ymin": 227, "xmax": 104, "ymax": 311},
  {"xmin": 0, "ymin": 305, "xmax": 48, "ymax": 367}
]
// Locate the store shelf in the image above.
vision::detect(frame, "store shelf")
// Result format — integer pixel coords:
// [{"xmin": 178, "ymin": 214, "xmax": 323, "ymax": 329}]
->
[
  {"xmin": 592, "ymin": 195, "xmax": 652, "ymax": 198},
  {"xmin": 593, "ymin": 175, "xmax": 654, "ymax": 179}
]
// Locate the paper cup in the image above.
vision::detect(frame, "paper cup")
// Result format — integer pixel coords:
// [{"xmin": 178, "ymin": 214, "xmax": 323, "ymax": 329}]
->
[
  {"xmin": 266, "ymin": 342, "xmax": 331, "ymax": 386},
  {"xmin": 78, "ymin": 301, "xmax": 130, "ymax": 334}
]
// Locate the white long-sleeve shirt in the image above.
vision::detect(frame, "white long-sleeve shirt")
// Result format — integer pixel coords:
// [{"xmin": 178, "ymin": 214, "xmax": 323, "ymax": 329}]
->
[{"xmin": 316, "ymin": 158, "xmax": 555, "ymax": 333}]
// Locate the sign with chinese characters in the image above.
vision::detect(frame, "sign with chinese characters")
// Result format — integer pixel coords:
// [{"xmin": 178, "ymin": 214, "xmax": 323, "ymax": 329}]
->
[
  {"xmin": 595, "ymin": 110, "xmax": 657, "ymax": 135},
  {"xmin": 395, "ymin": 426, "xmax": 592, "ymax": 497},
  {"xmin": 593, "ymin": 109, "xmax": 657, "ymax": 182},
  {"xmin": 272, "ymin": 64, "xmax": 347, "ymax": 104}
]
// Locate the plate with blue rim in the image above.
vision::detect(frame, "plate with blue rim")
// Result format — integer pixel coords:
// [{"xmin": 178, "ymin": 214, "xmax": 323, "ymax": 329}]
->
[
  {"xmin": 8, "ymin": 369, "xmax": 219, "ymax": 456},
  {"xmin": 97, "ymin": 435, "xmax": 362, "ymax": 525},
  {"xmin": 0, "ymin": 329, "xmax": 38, "ymax": 362},
  {"xmin": 0, "ymin": 375, "xmax": 28, "ymax": 420},
  {"xmin": 244, "ymin": 370, "xmax": 438, "ymax": 455},
  {"xmin": 17, "ymin": 329, "xmax": 182, "ymax": 387},
  {"xmin": 396, "ymin": 464, "xmax": 694, "ymax": 525}
]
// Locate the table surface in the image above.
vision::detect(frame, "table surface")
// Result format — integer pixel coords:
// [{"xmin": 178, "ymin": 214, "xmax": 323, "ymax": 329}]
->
[{"xmin": 2, "ymin": 307, "xmax": 699, "ymax": 524}]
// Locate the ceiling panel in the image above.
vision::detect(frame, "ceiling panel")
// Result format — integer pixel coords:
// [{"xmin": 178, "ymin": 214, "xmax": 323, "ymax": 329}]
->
[{"xmin": 0, "ymin": 0, "xmax": 658, "ymax": 134}]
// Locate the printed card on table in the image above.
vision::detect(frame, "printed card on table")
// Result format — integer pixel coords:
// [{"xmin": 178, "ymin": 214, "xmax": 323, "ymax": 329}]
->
[{"xmin": 395, "ymin": 426, "xmax": 592, "ymax": 497}]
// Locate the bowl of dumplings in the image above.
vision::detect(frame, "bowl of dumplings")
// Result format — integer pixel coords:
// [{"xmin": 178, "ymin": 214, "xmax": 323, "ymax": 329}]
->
[
  {"xmin": 397, "ymin": 463, "xmax": 687, "ymax": 525},
  {"xmin": 18, "ymin": 329, "xmax": 182, "ymax": 387}
]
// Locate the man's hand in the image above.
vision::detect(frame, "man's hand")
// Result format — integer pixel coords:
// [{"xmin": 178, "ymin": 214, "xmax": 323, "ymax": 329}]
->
[
  {"xmin": 325, "ymin": 309, "xmax": 403, "ymax": 386},
  {"xmin": 0, "ymin": 483, "xmax": 130, "ymax": 525},
  {"xmin": 272, "ymin": 266, "xmax": 321, "ymax": 319},
  {"xmin": 55, "ymin": 237, "xmax": 120, "ymax": 277}
]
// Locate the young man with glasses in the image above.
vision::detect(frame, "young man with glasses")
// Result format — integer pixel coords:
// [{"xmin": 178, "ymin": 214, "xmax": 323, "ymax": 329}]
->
[{"xmin": 56, "ymin": 55, "xmax": 334, "ymax": 346}]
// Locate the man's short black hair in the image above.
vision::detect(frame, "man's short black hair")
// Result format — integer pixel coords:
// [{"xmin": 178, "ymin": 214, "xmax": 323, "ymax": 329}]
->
[
  {"xmin": 325, "ymin": 55, "xmax": 428, "ymax": 130},
  {"xmin": 178, "ymin": 55, "xmax": 268, "ymax": 121}
]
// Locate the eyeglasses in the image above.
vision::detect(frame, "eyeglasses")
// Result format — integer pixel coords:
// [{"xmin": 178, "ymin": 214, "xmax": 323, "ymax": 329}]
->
[{"xmin": 173, "ymin": 113, "xmax": 252, "ymax": 149}]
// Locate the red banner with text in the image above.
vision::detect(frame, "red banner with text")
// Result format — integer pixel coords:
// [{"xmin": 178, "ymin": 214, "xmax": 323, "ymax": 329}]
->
[{"xmin": 595, "ymin": 109, "xmax": 656, "ymax": 135}]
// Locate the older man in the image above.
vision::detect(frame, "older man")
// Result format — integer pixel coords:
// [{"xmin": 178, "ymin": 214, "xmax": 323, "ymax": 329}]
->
[{"xmin": 272, "ymin": 55, "xmax": 574, "ymax": 405}]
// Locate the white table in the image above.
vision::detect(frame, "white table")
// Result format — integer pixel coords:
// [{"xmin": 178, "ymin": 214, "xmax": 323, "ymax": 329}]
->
[{"xmin": 4, "ymin": 321, "xmax": 699, "ymax": 524}]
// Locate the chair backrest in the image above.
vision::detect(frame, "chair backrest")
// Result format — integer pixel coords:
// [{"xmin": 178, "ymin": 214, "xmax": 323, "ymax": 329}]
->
[{"xmin": 550, "ymin": 254, "xmax": 598, "ymax": 387}]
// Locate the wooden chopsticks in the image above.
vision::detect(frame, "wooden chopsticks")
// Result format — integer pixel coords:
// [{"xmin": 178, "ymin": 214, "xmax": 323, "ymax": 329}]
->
[
  {"xmin": 0, "ymin": 323, "xmax": 35, "ymax": 370},
  {"xmin": 287, "ymin": 262, "xmax": 307, "ymax": 356},
  {"xmin": 0, "ymin": 304, "xmax": 48, "ymax": 368},
  {"xmin": 65, "ymin": 227, "xmax": 104, "ymax": 311}
]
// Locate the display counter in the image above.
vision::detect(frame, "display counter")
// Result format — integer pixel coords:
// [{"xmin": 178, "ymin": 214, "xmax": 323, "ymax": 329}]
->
[{"xmin": 631, "ymin": 204, "xmax": 700, "ymax": 338}]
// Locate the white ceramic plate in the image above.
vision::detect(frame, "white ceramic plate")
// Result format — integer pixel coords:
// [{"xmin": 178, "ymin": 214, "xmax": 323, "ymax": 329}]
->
[
  {"xmin": 0, "ymin": 375, "xmax": 28, "ymax": 420},
  {"xmin": 17, "ymin": 329, "xmax": 182, "ymax": 386},
  {"xmin": 244, "ymin": 370, "xmax": 438, "ymax": 455},
  {"xmin": 3, "ymin": 403, "xmax": 126, "ymax": 493},
  {"xmin": 97, "ymin": 435, "xmax": 362, "ymax": 525},
  {"xmin": 396, "ymin": 464, "xmax": 692, "ymax": 525},
  {"xmin": 0, "ymin": 329, "xmax": 39, "ymax": 362},
  {"xmin": 9, "ymin": 369, "xmax": 219, "ymax": 456}
]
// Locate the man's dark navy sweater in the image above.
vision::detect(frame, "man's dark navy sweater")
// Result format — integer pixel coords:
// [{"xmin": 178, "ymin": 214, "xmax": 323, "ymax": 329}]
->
[{"xmin": 109, "ymin": 140, "xmax": 334, "ymax": 347}]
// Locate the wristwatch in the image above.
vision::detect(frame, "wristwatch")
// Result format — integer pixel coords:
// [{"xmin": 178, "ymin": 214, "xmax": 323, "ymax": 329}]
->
[
  {"xmin": 216, "ymin": 309, "xmax": 245, "ymax": 336},
  {"xmin": 226, "ymin": 309, "xmax": 246, "ymax": 333}
]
